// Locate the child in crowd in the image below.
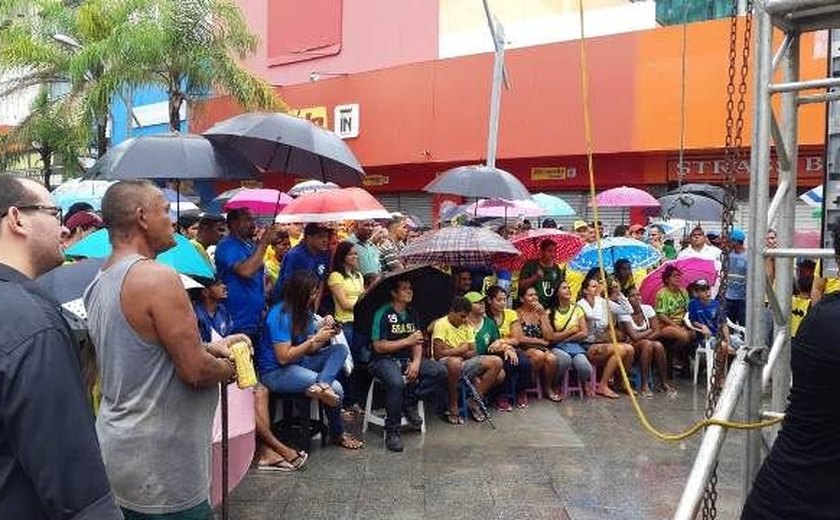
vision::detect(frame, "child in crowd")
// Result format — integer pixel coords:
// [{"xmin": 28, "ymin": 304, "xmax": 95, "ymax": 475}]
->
[{"xmin": 687, "ymin": 278, "xmax": 731, "ymax": 353}]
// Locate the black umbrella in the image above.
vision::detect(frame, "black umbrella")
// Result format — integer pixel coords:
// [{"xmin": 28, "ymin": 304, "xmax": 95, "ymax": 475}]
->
[
  {"xmin": 203, "ymin": 112, "xmax": 365, "ymax": 186},
  {"xmin": 666, "ymin": 183, "xmax": 725, "ymax": 204},
  {"xmin": 85, "ymin": 133, "xmax": 258, "ymax": 181},
  {"xmin": 656, "ymin": 193, "xmax": 723, "ymax": 221},
  {"xmin": 423, "ymin": 165, "xmax": 531, "ymax": 200},
  {"xmin": 353, "ymin": 265, "xmax": 453, "ymax": 336},
  {"xmin": 37, "ymin": 258, "xmax": 105, "ymax": 304}
]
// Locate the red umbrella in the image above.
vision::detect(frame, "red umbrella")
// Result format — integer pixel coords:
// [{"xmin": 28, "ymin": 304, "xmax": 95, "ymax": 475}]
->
[
  {"xmin": 496, "ymin": 229, "xmax": 584, "ymax": 271},
  {"xmin": 274, "ymin": 187, "xmax": 391, "ymax": 223},
  {"xmin": 639, "ymin": 258, "xmax": 718, "ymax": 306}
]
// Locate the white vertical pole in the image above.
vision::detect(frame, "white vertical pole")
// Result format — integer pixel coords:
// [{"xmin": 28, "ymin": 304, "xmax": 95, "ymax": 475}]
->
[{"xmin": 486, "ymin": 21, "xmax": 505, "ymax": 169}]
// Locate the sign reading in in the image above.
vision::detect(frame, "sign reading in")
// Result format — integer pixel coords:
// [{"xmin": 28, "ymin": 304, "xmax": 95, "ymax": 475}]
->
[
  {"xmin": 667, "ymin": 155, "xmax": 824, "ymax": 182},
  {"xmin": 334, "ymin": 104, "xmax": 360, "ymax": 139},
  {"xmin": 531, "ymin": 167, "xmax": 578, "ymax": 181}
]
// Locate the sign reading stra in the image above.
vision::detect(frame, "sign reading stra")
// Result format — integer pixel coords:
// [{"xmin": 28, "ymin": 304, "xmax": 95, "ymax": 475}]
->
[{"xmin": 666, "ymin": 154, "xmax": 824, "ymax": 184}]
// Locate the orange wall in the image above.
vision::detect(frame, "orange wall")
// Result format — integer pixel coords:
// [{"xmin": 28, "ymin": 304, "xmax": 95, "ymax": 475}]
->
[{"xmin": 193, "ymin": 18, "xmax": 827, "ymax": 170}]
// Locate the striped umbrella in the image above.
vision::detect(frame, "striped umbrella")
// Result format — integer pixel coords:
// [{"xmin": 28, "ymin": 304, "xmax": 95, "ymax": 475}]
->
[{"xmin": 398, "ymin": 226, "xmax": 520, "ymax": 267}]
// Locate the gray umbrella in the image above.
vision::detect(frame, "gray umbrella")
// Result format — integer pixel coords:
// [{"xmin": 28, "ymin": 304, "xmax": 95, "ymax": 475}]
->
[
  {"xmin": 423, "ymin": 165, "xmax": 531, "ymax": 200},
  {"xmin": 85, "ymin": 133, "xmax": 258, "ymax": 180},
  {"xmin": 657, "ymin": 193, "xmax": 723, "ymax": 221},
  {"xmin": 203, "ymin": 112, "xmax": 365, "ymax": 186},
  {"xmin": 667, "ymin": 183, "xmax": 725, "ymax": 204}
]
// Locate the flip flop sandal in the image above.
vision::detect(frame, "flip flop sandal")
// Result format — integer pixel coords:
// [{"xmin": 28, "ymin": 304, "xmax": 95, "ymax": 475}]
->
[
  {"xmin": 332, "ymin": 433, "xmax": 364, "ymax": 450},
  {"xmin": 290, "ymin": 451, "xmax": 309, "ymax": 470},
  {"xmin": 317, "ymin": 386, "xmax": 341, "ymax": 408},
  {"xmin": 468, "ymin": 402, "xmax": 487, "ymax": 422},
  {"xmin": 547, "ymin": 393, "xmax": 564, "ymax": 403},
  {"xmin": 444, "ymin": 412, "xmax": 465, "ymax": 425},
  {"xmin": 258, "ymin": 459, "xmax": 299, "ymax": 472}
]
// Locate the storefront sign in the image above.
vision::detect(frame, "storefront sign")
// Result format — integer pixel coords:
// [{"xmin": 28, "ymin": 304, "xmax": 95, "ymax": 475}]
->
[
  {"xmin": 667, "ymin": 154, "xmax": 824, "ymax": 182},
  {"xmin": 334, "ymin": 103, "xmax": 360, "ymax": 139},
  {"xmin": 292, "ymin": 106, "xmax": 328, "ymax": 128},
  {"xmin": 362, "ymin": 174, "xmax": 389, "ymax": 186},
  {"xmin": 530, "ymin": 166, "xmax": 578, "ymax": 181}
]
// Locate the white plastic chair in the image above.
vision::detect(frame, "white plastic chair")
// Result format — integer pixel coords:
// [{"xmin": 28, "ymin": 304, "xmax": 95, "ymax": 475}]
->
[
  {"xmin": 684, "ymin": 313, "xmax": 714, "ymax": 392},
  {"xmin": 362, "ymin": 378, "xmax": 426, "ymax": 438}
]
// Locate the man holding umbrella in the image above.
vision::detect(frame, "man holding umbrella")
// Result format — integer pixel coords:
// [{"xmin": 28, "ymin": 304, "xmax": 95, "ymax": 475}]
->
[{"xmin": 369, "ymin": 277, "xmax": 447, "ymax": 452}]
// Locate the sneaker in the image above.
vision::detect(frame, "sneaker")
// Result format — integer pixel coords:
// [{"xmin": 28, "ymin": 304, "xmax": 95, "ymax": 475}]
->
[
  {"xmin": 403, "ymin": 406, "xmax": 423, "ymax": 428},
  {"xmin": 385, "ymin": 431, "xmax": 404, "ymax": 452}
]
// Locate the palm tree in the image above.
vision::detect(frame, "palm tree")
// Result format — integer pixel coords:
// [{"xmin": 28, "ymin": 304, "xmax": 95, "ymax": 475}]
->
[
  {"xmin": 0, "ymin": 86, "xmax": 88, "ymax": 188},
  {"xmin": 115, "ymin": 0, "xmax": 285, "ymax": 131},
  {"xmin": 0, "ymin": 0, "xmax": 137, "ymax": 158}
]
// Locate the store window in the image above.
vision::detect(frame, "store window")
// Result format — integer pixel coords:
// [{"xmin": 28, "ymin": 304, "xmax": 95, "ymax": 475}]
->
[
  {"xmin": 267, "ymin": 0, "xmax": 343, "ymax": 67},
  {"xmin": 655, "ymin": 0, "xmax": 732, "ymax": 26}
]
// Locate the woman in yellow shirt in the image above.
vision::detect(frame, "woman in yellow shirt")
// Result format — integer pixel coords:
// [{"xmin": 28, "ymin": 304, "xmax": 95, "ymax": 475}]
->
[{"xmin": 327, "ymin": 241, "xmax": 365, "ymax": 347}]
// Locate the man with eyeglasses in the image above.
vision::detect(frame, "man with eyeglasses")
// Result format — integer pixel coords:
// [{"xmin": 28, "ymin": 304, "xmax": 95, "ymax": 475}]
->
[
  {"xmin": 0, "ymin": 175, "xmax": 121, "ymax": 518},
  {"xmin": 678, "ymin": 225, "xmax": 722, "ymax": 263}
]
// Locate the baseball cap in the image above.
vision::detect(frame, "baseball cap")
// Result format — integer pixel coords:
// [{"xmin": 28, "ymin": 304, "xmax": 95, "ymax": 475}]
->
[
  {"xmin": 628, "ymin": 224, "xmax": 645, "ymax": 233},
  {"xmin": 464, "ymin": 291, "xmax": 486, "ymax": 304},
  {"xmin": 694, "ymin": 278, "xmax": 711, "ymax": 289},
  {"xmin": 730, "ymin": 228, "xmax": 746, "ymax": 243},
  {"xmin": 574, "ymin": 220, "xmax": 589, "ymax": 231},
  {"xmin": 64, "ymin": 211, "xmax": 104, "ymax": 231}
]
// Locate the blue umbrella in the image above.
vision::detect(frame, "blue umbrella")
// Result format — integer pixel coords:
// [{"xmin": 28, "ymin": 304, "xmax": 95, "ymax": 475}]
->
[
  {"xmin": 52, "ymin": 179, "xmax": 115, "ymax": 212},
  {"xmin": 64, "ymin": 229, "xmax": 214, "ymax": 278},
  {"xmin": 532, "ymin": 193, "xmax": 576, "ymax": 217},
  {"xmin": 569, "ymin": 237, "xmax": 661, "ymax": 273}
]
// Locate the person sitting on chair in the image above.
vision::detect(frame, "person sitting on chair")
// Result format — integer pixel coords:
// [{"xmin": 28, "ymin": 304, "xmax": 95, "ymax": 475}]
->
[
  {"xmin": 368, "ymin": 277, "xmax": 447, "ymax": 452},
  {"xmin": 256, "ymin": 270, "xmax": 363, "ymax": 452},
  {"xmin": 687, "ymin": 278, "xmax": 731, "ymax": 353},
  {"xmin": 432, "ymin": 296, "xmax": 504, "ymax": 424}
]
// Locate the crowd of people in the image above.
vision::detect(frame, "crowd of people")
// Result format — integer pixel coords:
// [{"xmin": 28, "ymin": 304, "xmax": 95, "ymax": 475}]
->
[{"xmin": 2, "ymin": 175, "xmax": 828, "ymax": 519}]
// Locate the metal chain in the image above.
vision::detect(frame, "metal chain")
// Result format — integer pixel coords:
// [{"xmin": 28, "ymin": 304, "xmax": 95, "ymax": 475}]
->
[{"xmin": 702, "ymin": 1, "xmax": 753, "ymax": 518}]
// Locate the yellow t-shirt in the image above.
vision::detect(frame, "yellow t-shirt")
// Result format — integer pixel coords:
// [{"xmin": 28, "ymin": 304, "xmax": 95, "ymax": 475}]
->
[
  {"xmin": 552, "ymin": 305, "xmax": 584, "ymax": 332},
  {"xmin": 264, "ymin": 245, "xmax": 282, "ymax": 284},
  {"xmin": 191, "ymin": 239, "xmax": 213, "ymax": 268},
  {"xmin": 431, "ymin": 317, "xmax": 475, "ymax": 355},
  {"xmin": 494, "ymin": 308, "xmax": 519, "ymax": 339},
  {"xmin": 790, "ymin": 295, "xmax": 811, "ymax": 338},
  {"xmin": 327, "ymin": 270, "xmax": 364, "ymax": 324}
]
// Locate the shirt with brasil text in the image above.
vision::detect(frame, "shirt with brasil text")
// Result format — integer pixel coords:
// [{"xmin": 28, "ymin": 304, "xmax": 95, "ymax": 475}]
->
[{"xmin": 371, "ymin": 304, "xmax": 420, "ymax": 360}]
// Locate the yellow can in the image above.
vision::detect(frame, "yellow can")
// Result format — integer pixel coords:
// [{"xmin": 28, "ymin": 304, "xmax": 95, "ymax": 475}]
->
[{"xmin": 230, "ymin": 341, "xmax": 257, "ymax": 389}]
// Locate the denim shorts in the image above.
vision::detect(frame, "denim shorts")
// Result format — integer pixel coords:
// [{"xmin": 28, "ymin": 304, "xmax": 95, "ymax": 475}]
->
[{"xmin": 439, "ymin": 355, "xmax": 486, "ymax": 380}]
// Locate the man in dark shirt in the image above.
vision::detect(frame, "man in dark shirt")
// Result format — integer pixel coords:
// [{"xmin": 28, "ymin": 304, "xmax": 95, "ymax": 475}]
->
[
  {"xmin": 742, "ymin": 226, "xmax": 840, "ymax": 520},
  {"xmin": 368, "ymin": 277, "xmax": 446, "ymax": 452},
  {"xmin": 519, "ymin": 239, "xmax": 564, "ymax": 308},
  {"xmin": 0, "ymin": 175, "xmax": 121, "ymax": 519},
  {"xmin": 273, "ymin": 223, "xmax": 331, "ymax": 305}
]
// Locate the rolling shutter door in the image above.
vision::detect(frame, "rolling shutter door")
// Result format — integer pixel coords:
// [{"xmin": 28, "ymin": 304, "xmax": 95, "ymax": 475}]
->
[{"xmin": 374, "ymin": 193, "xmax": 434, "ymax": 227}]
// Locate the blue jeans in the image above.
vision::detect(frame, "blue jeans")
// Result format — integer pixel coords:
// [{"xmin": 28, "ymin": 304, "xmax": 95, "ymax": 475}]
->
[
  {"xmin": 260, "ymin": 346, "xmax": 347, "ymax": 435},
  {"xmin": 502, "ymin": 348, "xmax": 533, "ymax": 395},
  {"xmin": 368, "ymin": 357, "xmax": 447, "ymax": 432},
  {"xmin": 552, "ymin": 346, "xmax": 593, "ymax": 385}
]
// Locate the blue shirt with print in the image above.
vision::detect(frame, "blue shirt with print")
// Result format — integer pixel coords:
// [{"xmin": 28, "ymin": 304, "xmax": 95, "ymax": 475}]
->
[
  {"xmin": 215, "ymin": 236, "xmax": 265, "ymax": 335},
  {"xmin": 688, "ymin": 298, "xmax": 720, "ymax": 336},
  {"xmin": 257, "ymin": 303, "xmax": 316, "ymax": 375},
  {"xmin": 272, "ymin": 243, "xmax": 330, "ymax": 302}
]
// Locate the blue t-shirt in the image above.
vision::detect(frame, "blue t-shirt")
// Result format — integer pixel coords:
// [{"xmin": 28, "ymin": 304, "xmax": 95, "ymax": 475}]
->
[
  {"xmin": 726, "ymin": 250, "xmax": 748, "ymax": 300},
  {"xmin": 272, "ymin": 243, "xmax": 330, "ymax": 302},
  {"xmin": 257, "ymin": 303, "xmax": 316, "ymax": 375},
  {"xmin": 193, "ymin": 301, "xmax": 232, "ymax": 342},
  {"xmin": 688, "ymin": 298, "xmax": 720, "ymax": 335},
  {"xmin": 215, "ymin": 236, "xmax": 265, "ymax": 334}
]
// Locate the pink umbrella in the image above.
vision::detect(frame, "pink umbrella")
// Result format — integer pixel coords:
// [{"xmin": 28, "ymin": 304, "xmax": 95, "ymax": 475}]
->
[
  {"xmin": 594, "ymin": 186, "xmax": 660, "ymax": 208},
  {"xmin": 463, "ymin": 198, "xmax": 545, "ymax": 218},
  {"xmin": 639, "ymin": 257, "xmax": 718, "ymax": 306},
  {"xmin": 274, "ymin": 187, "xmax": 391, "ymax": 223},
  {"xmin": 223, "ymin": 188, "xmax": 293, "ymax": 216},
  {"xmin": 210, "ymin": 385, "xmax": 255, "ymax": 509}
]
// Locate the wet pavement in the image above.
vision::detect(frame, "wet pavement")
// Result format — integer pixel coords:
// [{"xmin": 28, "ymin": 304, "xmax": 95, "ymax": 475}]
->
[{"xmin": 222, "ymin": 380, "xmax": 749, "ymax": 519}]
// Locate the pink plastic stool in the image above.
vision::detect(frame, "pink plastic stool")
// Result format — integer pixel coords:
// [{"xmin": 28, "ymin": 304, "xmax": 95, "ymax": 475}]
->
[{"xmin": 562, "ymin": 365, "xmax": 597, "ymax": 398}]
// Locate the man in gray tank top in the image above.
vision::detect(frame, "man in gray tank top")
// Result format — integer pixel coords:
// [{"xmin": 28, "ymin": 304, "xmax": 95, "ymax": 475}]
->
[{"xmin": 84, "ymin": 181, "xmax": 249, "ymax": 519}]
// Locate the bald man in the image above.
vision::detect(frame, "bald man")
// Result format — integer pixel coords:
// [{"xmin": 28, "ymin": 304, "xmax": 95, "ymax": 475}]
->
[
  {"xmin": 0, "ymin": 175, "xmax": 121, "ymax": 518},
  {"xmin": 84, "ymin": 180, "xmax": 247, "ymax": 518}
]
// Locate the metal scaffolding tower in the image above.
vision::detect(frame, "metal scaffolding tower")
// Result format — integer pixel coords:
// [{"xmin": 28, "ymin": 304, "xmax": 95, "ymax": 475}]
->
[{"xmin": 674, "ymin": 2, "xmax": 840, "ymax": 518}]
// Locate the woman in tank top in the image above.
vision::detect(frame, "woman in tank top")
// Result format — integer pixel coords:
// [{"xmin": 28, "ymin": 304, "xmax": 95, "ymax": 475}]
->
[
  {"xmin": 513, "ymin": 286, "xmax": 563, "ymax": 402},
  {"xmin": 617, "ymin": 286, "xmax": 673, "ymax": 397}
]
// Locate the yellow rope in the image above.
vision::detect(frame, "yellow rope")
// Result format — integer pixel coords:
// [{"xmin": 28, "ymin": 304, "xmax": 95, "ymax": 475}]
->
[{"xmin": 575, "ymin": 0, "xmax": 781, "ymax": 441}]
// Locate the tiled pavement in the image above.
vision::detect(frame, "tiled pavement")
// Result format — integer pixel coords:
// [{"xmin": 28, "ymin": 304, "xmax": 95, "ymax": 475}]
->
[{"xmin": 221, "ymin": 380, "xmax": 749, "ymax": 519}]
